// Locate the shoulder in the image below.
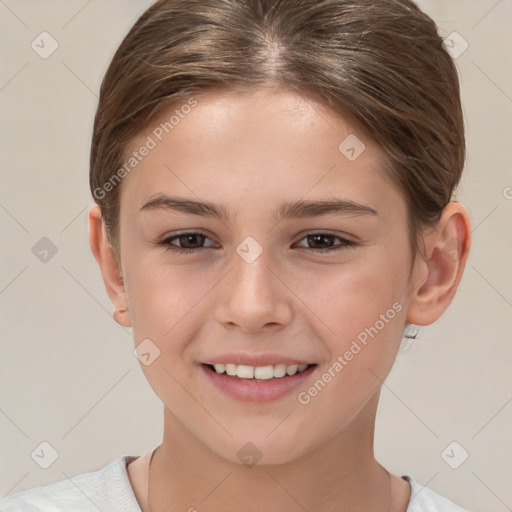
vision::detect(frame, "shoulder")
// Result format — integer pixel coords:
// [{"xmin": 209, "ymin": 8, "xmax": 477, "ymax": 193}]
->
[
  {"xmin": 0, "ymin": 455, "xmax": 141, "ymax": 512},
  {"xmin": 403, "ymin": 475, "xmax": 471, "ymax": 512}
]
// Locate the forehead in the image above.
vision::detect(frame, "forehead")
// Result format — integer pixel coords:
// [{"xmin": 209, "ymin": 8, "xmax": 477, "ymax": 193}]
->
[{"xmin": 119, "ymin": 87, "xmax": 401, "ymax": 219}]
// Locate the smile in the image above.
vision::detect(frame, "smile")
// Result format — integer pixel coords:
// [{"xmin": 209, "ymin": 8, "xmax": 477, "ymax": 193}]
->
[{"xmin": 201, "ymin": 363, "xmax": 318, "ymax": 402}]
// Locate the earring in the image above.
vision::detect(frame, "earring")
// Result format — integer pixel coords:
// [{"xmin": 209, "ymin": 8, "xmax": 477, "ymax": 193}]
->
[{"xmin": 403, "ymin": 324, "xmax": 420, "ymax": 340}]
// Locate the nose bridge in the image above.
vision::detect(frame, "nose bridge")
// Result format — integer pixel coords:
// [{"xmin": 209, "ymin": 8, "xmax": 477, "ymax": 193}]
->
[
  {"xmin": 234, "ymin": 245, "xmax": 275, "ymax": 299},
  {"xmin": 215, "ymin": 241, "xmax": 293, "ymax": 331}
]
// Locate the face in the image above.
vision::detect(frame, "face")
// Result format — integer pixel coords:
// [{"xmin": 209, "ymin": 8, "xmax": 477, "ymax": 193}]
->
[{"xmin": 116, "ymin": 87, "xmax": 415, "ymax": 465}]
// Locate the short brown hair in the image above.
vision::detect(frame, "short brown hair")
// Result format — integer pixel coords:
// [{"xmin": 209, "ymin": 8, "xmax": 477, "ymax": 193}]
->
[{"xmin": 90, "ymin": 0, "xmax": 465, "ymax": 265}]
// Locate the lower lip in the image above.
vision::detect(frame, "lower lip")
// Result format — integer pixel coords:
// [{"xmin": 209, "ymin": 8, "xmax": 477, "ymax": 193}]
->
[{"xmin": 200, "ymin": 364, "xmax": 317, "ymax": 403}]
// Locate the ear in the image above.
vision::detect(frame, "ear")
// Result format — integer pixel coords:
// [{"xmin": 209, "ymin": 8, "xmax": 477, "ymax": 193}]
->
[
  {"xmin": 406, "ymin": 201, "xmax": 471, "ymax": 326},
  {"xmin": 88, "ymin": 204, "xmax": 132, "ymax": 328}
]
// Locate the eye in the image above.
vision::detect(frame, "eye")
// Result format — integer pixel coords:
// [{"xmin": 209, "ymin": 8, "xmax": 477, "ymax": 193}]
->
[
  {"xmin": 158, "ymin": 231, "xmax": 217, "ymax": 254},
  {"xmin": 294, "ymin": 232, "xmax": 356, "ymax": 253},
  {"xmin": 158, "ymin": 230, "xmax": 356, "ymax": 254}
]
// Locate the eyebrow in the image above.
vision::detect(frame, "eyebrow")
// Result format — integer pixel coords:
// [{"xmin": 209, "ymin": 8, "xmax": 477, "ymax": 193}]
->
[{"xmin": 139, "ymin": 194, "xmax": 378, "ymax": 222}]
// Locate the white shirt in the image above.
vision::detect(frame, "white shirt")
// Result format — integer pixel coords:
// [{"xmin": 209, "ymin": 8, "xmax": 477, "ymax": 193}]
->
[{"xmin": 0, "ymin": 455, "xmax": 471, "ymax": 511}]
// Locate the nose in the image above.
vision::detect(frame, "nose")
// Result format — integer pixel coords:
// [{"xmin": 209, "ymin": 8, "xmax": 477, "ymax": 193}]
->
[{"xmin": 214, "ymin": 248, "xmax": 294, "ymax": 333}]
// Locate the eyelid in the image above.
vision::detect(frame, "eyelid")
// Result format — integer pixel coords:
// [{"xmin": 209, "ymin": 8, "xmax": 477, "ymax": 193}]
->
[{"xmin": 295, "ymin": 229, "xmax": 357, "ymax": 243}]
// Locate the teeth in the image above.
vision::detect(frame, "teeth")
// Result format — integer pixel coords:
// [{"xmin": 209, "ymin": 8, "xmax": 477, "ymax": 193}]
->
[
  {"xmin": 236, "ymin": 365, "xmax": 254, "ymax": 379},
  {"xmin": 210, "ymin": 363, "xmax": 311, "ymax": 379},
  {"xmin": 225, "ymin": 364, "xmax": 237, "ymax": 376},
  {"xmin": 273, "ymin": 364, "xmax": 287, "ymax": 377},
  {"xmin": 254, "ymin": 366, "xmax": 274, "ymax": 380},
  {"xmin": 286, "ymin": 364, "xmax": 298, "ymax": 376}
]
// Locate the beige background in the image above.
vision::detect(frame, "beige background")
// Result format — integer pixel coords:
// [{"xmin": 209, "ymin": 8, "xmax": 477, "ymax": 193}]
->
[{"xmin": 0, "ymin": 1, "xmax": 511, "ymax": 510}]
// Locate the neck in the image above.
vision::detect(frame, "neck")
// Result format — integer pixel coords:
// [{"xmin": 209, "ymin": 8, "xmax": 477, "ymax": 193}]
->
[{"xmin": 146, "ymin": 392, "xmax": 393, "ymax": 512}]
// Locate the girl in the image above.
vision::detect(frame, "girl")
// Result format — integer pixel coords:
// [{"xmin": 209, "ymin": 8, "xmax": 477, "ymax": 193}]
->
[{"xmin": 1, "ymin": 0, "xmax": 472, "ymax": 510}]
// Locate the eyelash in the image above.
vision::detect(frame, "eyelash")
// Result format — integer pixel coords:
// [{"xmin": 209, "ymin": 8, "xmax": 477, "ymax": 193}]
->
[{"xmin": 158, "ymin": 231, "xmax": 356, "ymax": 254}]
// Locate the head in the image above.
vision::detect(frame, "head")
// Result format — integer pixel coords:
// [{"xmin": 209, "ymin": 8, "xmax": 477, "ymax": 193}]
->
[{"xmin": 89, "ymin": 0, "xmax": 471, "ymax": 465}]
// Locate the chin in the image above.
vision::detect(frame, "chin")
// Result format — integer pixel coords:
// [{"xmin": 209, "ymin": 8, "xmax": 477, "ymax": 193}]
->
[{"xmin": 206, "ymin": 432, "xmax": 311, "ymax": 468}]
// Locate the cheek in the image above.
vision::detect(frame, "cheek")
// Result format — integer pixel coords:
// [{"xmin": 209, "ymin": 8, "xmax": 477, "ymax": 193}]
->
[
  {"xmin": 290, "ymin": 253, "xmax": 409, "ymax": 419},
  {"xmin": 127, "ymin": 269, "xmax": 179, "ymax": 325},
  {"xmin": 293, "ymin": 259, "xmax": 407, "ymax": 427},
  {"xmin": 124, "ymin": 262, "xmax": 206, "ymax": 397},
  {"xmin": 124, "ymin": 258, "xmax": 210, "ymax": 355},
  {"xmin": 294, "ymin": 249, "xmax": 408, "ymax": 346}
]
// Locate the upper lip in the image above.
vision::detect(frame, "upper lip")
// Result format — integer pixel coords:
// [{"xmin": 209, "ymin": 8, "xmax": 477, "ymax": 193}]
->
[{"xmin": 202, "ymin": 353, "xmax": 316, "ymax": 367}]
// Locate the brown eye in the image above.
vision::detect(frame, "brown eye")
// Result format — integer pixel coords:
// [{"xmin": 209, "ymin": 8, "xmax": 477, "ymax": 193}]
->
[
  {"xmin": 159, "ymin": 231, "xmax": 215, "ymax": 254},
  {"xmin": 295, "ymin": 233, "xmax": 356, "ymax": 252}
]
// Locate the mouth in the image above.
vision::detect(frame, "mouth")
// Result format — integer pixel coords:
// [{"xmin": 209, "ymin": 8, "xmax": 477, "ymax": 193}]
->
[{"xmin": 200, "ymin": 362, "xmax": 318, "ymax": 402}]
